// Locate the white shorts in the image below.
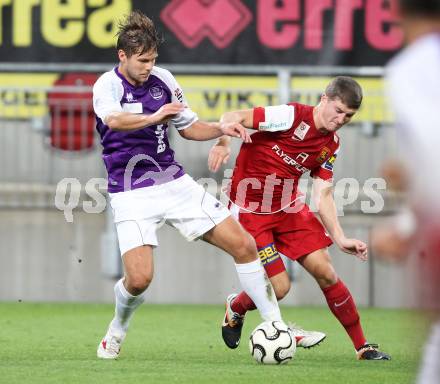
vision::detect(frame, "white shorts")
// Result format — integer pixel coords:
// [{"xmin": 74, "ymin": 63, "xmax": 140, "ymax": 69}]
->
[{"xmin": 109, "ymin": 174, "xmax": 230, "ymax": 255}]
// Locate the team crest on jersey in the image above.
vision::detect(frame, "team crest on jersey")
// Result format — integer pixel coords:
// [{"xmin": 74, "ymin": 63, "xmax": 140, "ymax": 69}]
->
[
  {"xmin": 316, "ymin": 147, "xmax": 331, "ymax": 164},
  {"xmin": 126, "ymin": 92, "xmax": 134, "ymax": 102},
  {"xmin": 293, "ymin": 121, "xmax": 310, "ymax": 141},
  {"xmin": 150, "ymin": 86, "xmax": 164, "ymax": 100}
]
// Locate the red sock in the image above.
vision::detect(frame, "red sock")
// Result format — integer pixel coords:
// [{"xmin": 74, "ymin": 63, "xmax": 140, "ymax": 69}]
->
[
  {"xmin": 322, "ymin": 279, "xmax": 366, "ymax": 350},
  {"xmin": 231, "ymin": 291, "xmax": 257, "ymax": 315}
]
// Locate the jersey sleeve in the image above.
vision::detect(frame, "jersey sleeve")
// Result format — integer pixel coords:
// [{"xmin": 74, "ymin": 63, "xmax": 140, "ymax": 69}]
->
[
  {"xmin": 92, "ymin": 72, "xmax": 123, "ymax": 121},
  {"xmin": 152, "ymin": 67, "xmax": 198, "ymax": 130},
  {"xmin": 311, "ymin": 147, "xmax": 339, "ymax": 181},
  {"xmin": 252, "ymin": 104, "xmax": 295, "ymax": 132}
]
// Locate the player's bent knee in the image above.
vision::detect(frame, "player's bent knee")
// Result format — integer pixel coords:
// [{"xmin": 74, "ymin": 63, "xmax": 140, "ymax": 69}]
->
[
  {"xmin": 233, "ymin": 233, "xmax": 258, "ymax": 263},
  {"xmin": 316, "ymin": 274, "xmax": 338, "ymax": 288},
  {"xmin": 126, "ymin": 273, "xmax": 153, "ymax": 295}
]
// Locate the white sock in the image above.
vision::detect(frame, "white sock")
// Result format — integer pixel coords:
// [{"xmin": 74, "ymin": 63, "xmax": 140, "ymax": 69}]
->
[
  {"xmin": 235, "ymin": 259, "xmax": 282, "ymax": 322},
  {"xmin": 110, "ymin": 278, "xmax": 145, "ymax": 333}
]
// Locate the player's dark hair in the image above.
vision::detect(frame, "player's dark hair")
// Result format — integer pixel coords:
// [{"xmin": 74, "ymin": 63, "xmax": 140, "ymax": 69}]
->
[
  {"xmin": 325, "ymin": 76, "xmax": 363, "ymax": 110},
  {"xmin": 116, "ymin": 10, "xmax": 163, "ymax": 57},
  {"xmin": 399, "ymin": 0, "xmax": 440, "ymax": 15}
]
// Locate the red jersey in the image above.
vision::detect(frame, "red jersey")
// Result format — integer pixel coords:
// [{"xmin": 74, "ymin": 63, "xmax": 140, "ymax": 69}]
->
[{"xmin": 229, "ymin": 102, "xmax": 339, "ymax": 213}]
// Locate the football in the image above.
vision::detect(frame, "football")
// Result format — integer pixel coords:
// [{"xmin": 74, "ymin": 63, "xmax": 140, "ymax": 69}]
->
[{"xmin": 249, "ymin": 320, "xmax": 296, "ymax": 364}]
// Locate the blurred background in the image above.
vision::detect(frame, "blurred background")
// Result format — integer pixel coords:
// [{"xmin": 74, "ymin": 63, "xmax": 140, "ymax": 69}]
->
[{"xmin": 0, "ymin": 0, "xmax": 417, "ymax": 307}]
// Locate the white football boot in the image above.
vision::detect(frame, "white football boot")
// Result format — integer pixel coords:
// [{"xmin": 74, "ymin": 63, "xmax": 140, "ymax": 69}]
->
[
  {"xmin": 288, "ymin": 323, "xmax": 326, "ymax": 348},
  {"xmin": 97, "ymin": 326, "xmax": 126, "ymax": 359}
]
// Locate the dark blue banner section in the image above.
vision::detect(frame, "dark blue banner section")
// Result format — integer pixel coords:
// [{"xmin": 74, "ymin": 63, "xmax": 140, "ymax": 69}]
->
[{"xmin": 0, "ymin": 0, "xmax": 403, "ymax": 66}]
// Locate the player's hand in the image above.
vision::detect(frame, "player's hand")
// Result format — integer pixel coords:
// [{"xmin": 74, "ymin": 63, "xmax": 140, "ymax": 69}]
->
[
  {"xmin": 220, "ymin": 122, "xmax": 252, "ymax": 143},
  {"xmin": 336, "ymin": 237, "xmax": 368, "ymax": 261},
  {"xmin": 151, "ymin": 102, "xmax": 185, "ymax": 124},
  {"xmin": 208, "ymin": 144, "xmax": 231, "ymax": 172}
]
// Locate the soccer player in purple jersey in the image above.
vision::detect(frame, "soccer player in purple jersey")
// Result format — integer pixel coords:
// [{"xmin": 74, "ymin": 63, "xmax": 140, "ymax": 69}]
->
[{"xmin": 93, "ymin": 10, "xmax": 286, "ymax": 359}]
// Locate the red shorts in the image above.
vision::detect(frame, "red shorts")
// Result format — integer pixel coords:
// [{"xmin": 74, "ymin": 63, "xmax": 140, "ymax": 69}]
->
[{"xmin": 232, "ymin": 203, "xmax": 333, "ymax": 278}]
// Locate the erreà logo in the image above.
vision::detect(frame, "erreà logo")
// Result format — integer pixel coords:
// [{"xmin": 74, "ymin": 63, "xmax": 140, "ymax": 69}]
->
[{"xmin": 161, "ymin": 0, "xmax": 252, "ymax": 49}]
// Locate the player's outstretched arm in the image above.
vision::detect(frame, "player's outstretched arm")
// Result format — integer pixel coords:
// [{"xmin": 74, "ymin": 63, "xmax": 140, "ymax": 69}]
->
[
  {"xmin": 179, "ymin": 119, "xmax": 251, "ymax": 142},
  {"xmin": 221, "ymin": 109, "xmax": 254, "ymax": 129},
  {"xmin": 312, "ymin": 177, "xmax": 368, "ymax": 261},
  {"xmin": 105, "ymin": 102, "xmax": 184, "ymax": 131},
  {"xmin": 222, "ymin": 105, "xmax": 295, "ymax": 133}
]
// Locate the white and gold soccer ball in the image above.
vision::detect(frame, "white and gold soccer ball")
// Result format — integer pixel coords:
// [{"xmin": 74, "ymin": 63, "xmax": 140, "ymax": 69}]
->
[{"xmin": 249, "ymin": 321, "xmax": 296, "ymax": 365}]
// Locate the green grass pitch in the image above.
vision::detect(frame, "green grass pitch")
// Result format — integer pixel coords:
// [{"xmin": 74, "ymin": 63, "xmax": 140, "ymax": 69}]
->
[{"xmin": 0, "ymin": 303, "xmax": 427, "ymax": 384}]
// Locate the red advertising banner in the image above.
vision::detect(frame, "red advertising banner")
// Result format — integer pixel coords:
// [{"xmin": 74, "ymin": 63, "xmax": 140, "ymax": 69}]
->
[{"xmin": 0, "ymin": 0, "xmax": 403, "ymax": 66}]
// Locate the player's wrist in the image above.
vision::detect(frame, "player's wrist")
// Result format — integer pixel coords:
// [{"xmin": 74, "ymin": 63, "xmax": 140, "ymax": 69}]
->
[
  {"xmin": 215, "ymin": 136, "xmax": 231, "ymax": 147},
  {"xmin": 333, "ymin": 234, "xmax": 347, "ymax": 247},
  {"xmin": 145, "ymin": 112, "xmax": 162, "ymax": 127}
]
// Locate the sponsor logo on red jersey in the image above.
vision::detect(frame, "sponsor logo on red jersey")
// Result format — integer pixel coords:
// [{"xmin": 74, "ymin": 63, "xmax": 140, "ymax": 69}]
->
[
  {"xmin": 293, "ymin": 121, "xmax": 310, "ymax": 140},
  {"xmin": 272, "ymin": 145, "xmax": 310, "ymax": 173}
]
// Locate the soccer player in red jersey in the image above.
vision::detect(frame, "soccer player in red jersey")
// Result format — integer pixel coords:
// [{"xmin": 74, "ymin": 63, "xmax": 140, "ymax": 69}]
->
[{"xmin": 209, "ymin": 77, "xmax": 390, "ymax": 360}]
